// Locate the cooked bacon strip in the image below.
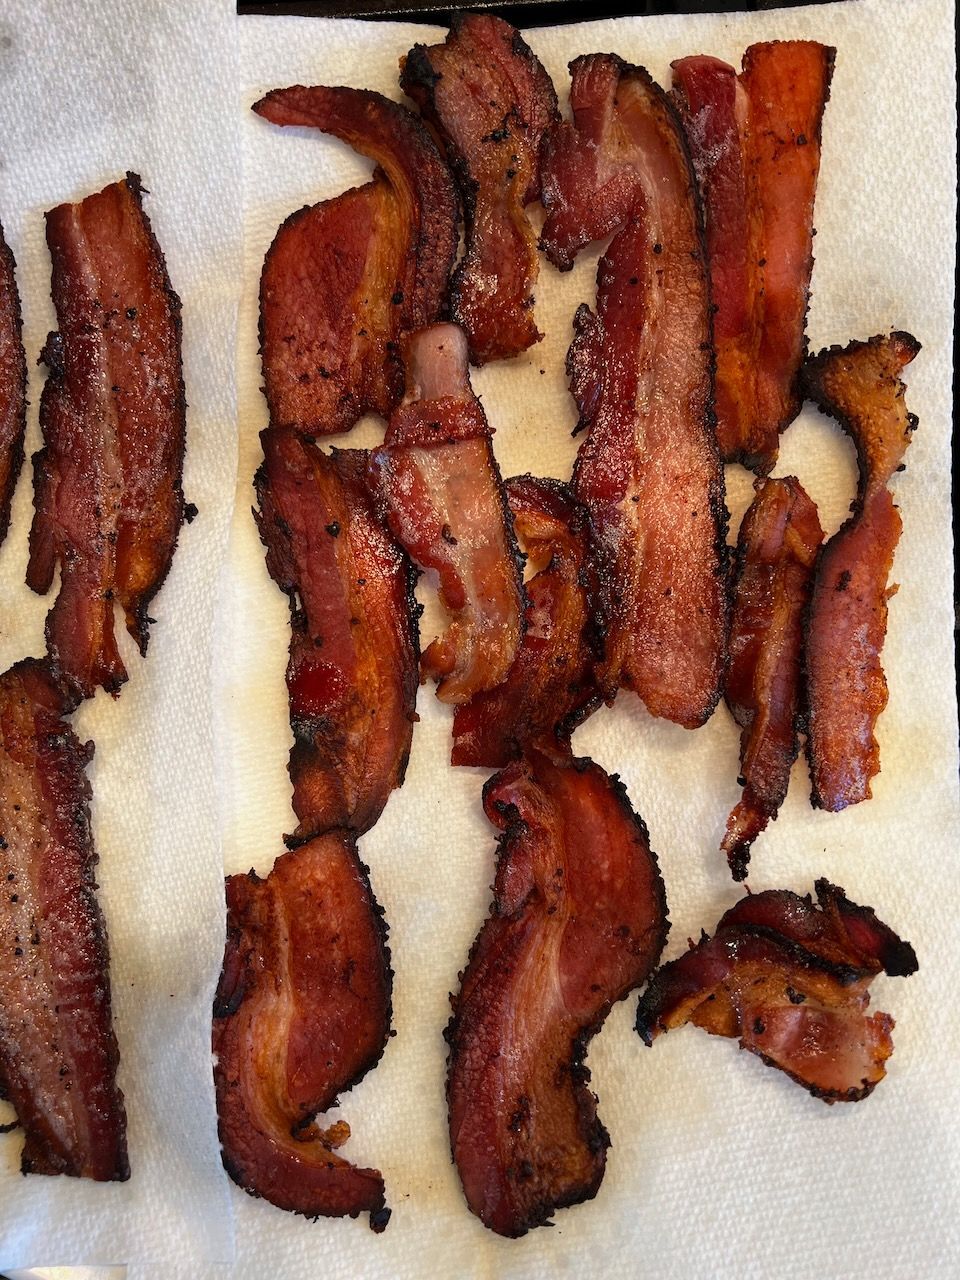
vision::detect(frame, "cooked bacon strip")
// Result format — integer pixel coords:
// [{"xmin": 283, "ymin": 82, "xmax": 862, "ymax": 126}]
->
[
  {"xmin": 802, "ymin": 332, "xmax": 920, "ymax": 811},
  {"xmin": 0, "ymin": 221, "xmax": 27, "ymax": 546},
  {"xmin": 722, "ymin": 477, "xmax": 823, "ymax": 879},
  {"xmin": 451, "ymin": 476, "xmax": 600, "ymax": 766},
  {"xmin": 26, "ymin": 173, "xmax": 185, "ymax": 699},
  {"xmin": 673, "ymin": 43, "xmax": 834, "ymax": 471},
  {"xmin": 213, "ymin": 833, "xmax": 392, "ymax": 1229},
  {"xmin": 448, "ymin": 744, "xmax": 668, "ymax": 1236},
  {"xmin": 368, "ymin": 323, "xmax": 524, "ymax": 704},
  {"xmin": 401, "ymin": 14, "xmax": 558, "ymax": 364},
  {"xmin": 255, "ymin": 427, "xmax": 418, "ymax": 842},
  {"xmin": 637, "ymin": 879, "xmax": 917, "ymax": 1102},
  {"xmin": 0, "ymin": 658, "xmax": 128, "ymax": 1180}
]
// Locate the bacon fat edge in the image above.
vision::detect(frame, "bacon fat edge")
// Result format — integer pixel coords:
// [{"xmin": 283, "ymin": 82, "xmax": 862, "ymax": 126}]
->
[{"xmin": 0, "ymin": 221, "xmax": 27, "ymax": 546}]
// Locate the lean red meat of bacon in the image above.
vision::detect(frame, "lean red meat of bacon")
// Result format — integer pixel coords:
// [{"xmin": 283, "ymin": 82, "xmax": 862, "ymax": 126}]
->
[
  {"xmin": 26, "ymin": 173, "xmax": 185, "ymax": 700},
  {"xmin": 0, "ymin": 658, "xmax": 128, "ymax": 1180},
  {"xmin": 0, "ymin": 221, "xmax": 26, "ymax": 546},
  {"xmin": 401, "ymin": 13, "xmax": 558, "ymax": 364}
]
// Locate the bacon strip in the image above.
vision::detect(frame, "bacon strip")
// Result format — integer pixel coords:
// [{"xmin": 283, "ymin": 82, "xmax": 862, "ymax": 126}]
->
[
  {"xmin": 213, "ymin": 833, "xmax": 392, "ymax": 1230},
  {"xmin": 802, "ymin": 332, "xmax": 920, "ymax": 811},
  {"xmin": 401, "ymin": 14, "xmax": 558, "ymax": 364},
  {"xmin": 448, "ymin": 744, "xmax": 668, "ymax": 1236},
  {"xmin": 0, "ymin": 221, "xmax": 26, "ymax": 546},
  {"xmin": 26, "ymin": 173, "xmax": 185, "ymax": 700},
  {"xmin": 636, "ymin": 880, "xmax": 916, "ymax": 1102},
  {"xmin": 368, "ymin": 323, "xmax": 524, "ymax": 704},
  {"xmin": 255, "ymin": 427, "xmax": 418, "ymax": 843},
  {"xmin": 673, "ymin": 43, "xmax": 835, "ymax": 471},
  {"xmin": 0, "ymin": 659, "xmax": 128, "ymax": 1180},
  {"xmin": 722, "ymin": 477, "xmax": 823, "ymax": 879}
]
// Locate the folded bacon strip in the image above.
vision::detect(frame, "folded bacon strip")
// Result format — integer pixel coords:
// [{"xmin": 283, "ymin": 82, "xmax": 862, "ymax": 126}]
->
[
  {"xmin": 401, "ymin": 14, "xmax": 558, "ymax": 364},
  {"xmin": 722, "ymin": 477, "xmax": 823, "ymax": 879},
  {"xmin": 26, "ymin": 173, "xmax": 185, "ymax": 699},
  {"xmin": 0, "ymin": 658, "xmax": 128, "ymax": 1179},
  {"xmin": 0, "ymin": 221, "xmax": 27, "ymax": 545},
  {"xmin": 448, "ymin": 744, "xmax": 668, "ymax": 1236},
  {"xmin": 213, "ymin": 833, "xmax": 392, "ymax": 1229},
  {"xmin": 802, "ymin": 332, "xmax": 920, "ymax": 812},
  {"xmin": 673, "ymin": 43, "xmax": 835, "ymax": 472}
]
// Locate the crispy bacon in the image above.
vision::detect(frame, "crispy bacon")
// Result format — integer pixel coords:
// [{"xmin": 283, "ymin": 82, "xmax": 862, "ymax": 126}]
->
[
  {"xmin": 0, "ymin": 658, "xmax": 128, "ymax": 1180},
  {"xmin": 448, "ymin": 744, "xmax": 668, "ymax": 1236},
  {"xmin": 368, "ymin": 323, "xmax": 524, "ymax": 704},
  {"xmin": 401, "ymin": 14, "xmax": 558, "ymax": 364},
  {"xmin": 0, "ymin": 221, "xmax": 26, "ymax": 545},
  {"xmin": 213, "ymin": 833, "xmax": 392, "ymax": 1229},
  {"xmin": 722, "ymin": 477, "xmax": 823, "ymax": 879},
  {"xmin": 672, "ymin": 43, "xmax": 834, "ymax": 471},
  {"xmin": 637, "ymin": 879, "xmax": 917, "ymax": 1102},
  {"xmin": 801, "ymin": 332, "xmax": 920, "ymax": 811},
  {"xmin": 26, "ymin": 173, "xmax": 185, "ymax": 700}
]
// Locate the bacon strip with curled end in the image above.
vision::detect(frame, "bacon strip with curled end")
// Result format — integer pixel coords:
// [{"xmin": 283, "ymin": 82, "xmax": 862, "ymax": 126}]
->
[
  {"xmin": 213, "ymin": 833, "xmax": 392, "ymax": 1230},
  {"xmin": 26, "ymin": 173, "xmax": 185, "ymax": 700},
  {"xmin": 722, "ymin": 477, "xmax": 823, "ymax": 880},
  {"xmin": 637, "ymin": 879, "xmax": 916, "ymax": 1102},
  {"xmin": 0, "ymin": 221, "xmax": 27, "ymax": 546},
  {"xmin": 801, "ymin": 332, "xmax": 920, "ymax": 812},
  {"xmin": 447, "ymin": 744, "xmax": 668, "ymax": 1236},
  {"xmin": 0, "ymin": 658, "xmax": 128, "ymax": 1180},
  {"xmin": 400, "ymin": 14, "xmax": 558, "ymax": 364}
]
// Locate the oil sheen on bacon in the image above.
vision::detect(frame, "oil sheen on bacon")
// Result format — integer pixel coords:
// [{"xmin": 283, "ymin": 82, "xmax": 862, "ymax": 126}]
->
[
  {"xmin": 802, "ymin": 332, "xmax": 920, "ymax": 812},
  {"xmin": 401, "ymin": 13, "xmax": 558, "ymax": 364},
  {"xmin": 637, "ymin": 879, "xmax": 917, "ymax": 1102},
  {"xmin": 0, "ymin": 659, "xmax": 128, "ymax": 1180},
  {"xmin": 722, "ymin": 477, "xmax": 823, "ymax": 880},
  {"xmin": 448, "ymin": 744, "xmax": 668, "ymax": 1236},
  {"xmin": 213, "ymin": 833, "xmax": 392, "ymax": 1230},
  {"xmin": 368, "ymin": 323, "xmax": 524, "ymax": 704},
  {"xmin": 0, "ymin": 221, "xmax": 26, "ymax": 546},
  {"xmin": 255, "ymin": 427, "xmax": 418, "ymax": 843},
  {"xmin": 26, "ymin": 173, "xmax": 185, "ymax": 700},
  {"xmin": 673, "ymin": 43, "xmax": 835, "ymax": 472},
  {"xmin": 255, "ymin": 85, "xmax": 457, "ymax": 436}
]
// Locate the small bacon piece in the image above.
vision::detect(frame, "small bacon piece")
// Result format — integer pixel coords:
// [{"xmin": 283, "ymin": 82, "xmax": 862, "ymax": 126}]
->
[
  {"xmin": 0, "ymin": 221, "xmax": 27, "ymax": 545},
  {"xmin": 368, "ymin": 323, "xmax": 524, "ymax": 704},
  {"xmin": 801, "ymin": 332, "xmax": 920, "ymax": 811},
  {"xmin": 26, "ymin": 173, "xmax": 185, "ymax": 699},
  {"xmin": 213, "ymin": 833, "xmax": 392, "ymax": 1229},
  {"xmin": 722, "ymin": 477, "xmax": 823, "ymax": 879},
  {"xmin": 448, "ymin": 744, "xmax": 668, "ymax": 1236},
  {"xmin": 672, "ymin": 43, "xmax": 835, "ymax": 471},
  {"xmin": 0, "ymin": 658, "xmax": 128, "ymax": 1180},
  {"xmin": 637, "ymin": 879, "xmax": 917, "ymax": 1102},
  {"xmin": 401, "ymin": 14, "xmax": 558, "ymax": 364},
  {"xmin": 255, "ymin": 427, "xmax": 418, "ymax": 842}
]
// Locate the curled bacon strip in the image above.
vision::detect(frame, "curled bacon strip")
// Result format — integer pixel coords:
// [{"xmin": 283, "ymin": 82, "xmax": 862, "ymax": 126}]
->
[
  {"xmin": 213, "ymin": 833, "xmax": 392, "ymax": 1230},
  {"xmin": 0, "ymin": 221, "xmax": 26, "ymax": 545},
  {"xmin": 401, "ymin": 13, "xmax": 558, "ymax": 364},
  {"xmin": 0, "ymin": 659, "xmax": 128, "ymax": 1180},
  {"xmin": 26, "ymin": 173, "xmax": 185, "ymax": 699},
  {"xmin": 448, "ymin": 744, "xmax": 668, "ymax": 1236},
  {"xmin": 802, "ymin": 332, "xmax": 920, "ymax": 811},
  {"xmin": 637, "ymin": 880, "xmax": 917, "ymax": 1102}
]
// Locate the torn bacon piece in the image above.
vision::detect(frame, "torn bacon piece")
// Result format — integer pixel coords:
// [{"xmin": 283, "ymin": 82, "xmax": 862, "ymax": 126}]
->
[
  {"xmin": 722, "ymin": 477, "xmax": 823, "ymax": 880},
  {"xmin": 0, "ymin": 221, "xmax": 27, "ymax": 545},
  {"xmin": 636, "ymin": 879, "xmax": 917, "ymax": 1102},
  {"xmin": 802, "ymin": 332, "xmax": 920, "ymax": 811},
  {"xmin": 213, "ymin": 833, "xmax": 392, "ymax": 1230},
  {"xmin": 448, "ymin": 744, "xmax": 668, "ymax": 1236},
  {"xmin": 368, "ymin": 323, "xmax": 524, "ymax": 704},
  {"xmin": 26, "ymin": 173, "xmax": 185, "ymax": 699},
  {"xmin": 0, "ymin": 658, "xmax": 128, "ymax": 1180},
  {"xmin": 672, "ymin": 43, "xmax": 835, "ymax": 471},
  {"xmin": 401, "ymin": 13, "xmax": 558, "ymax": 364}
]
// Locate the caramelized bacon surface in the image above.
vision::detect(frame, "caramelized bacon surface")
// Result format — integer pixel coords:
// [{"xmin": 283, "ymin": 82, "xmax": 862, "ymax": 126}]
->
[
  {"xmin": 802, "ymin": 333, "xmax": 920, "ymax": 811},
  {"xmin": 722, "ymin": 477, "xmax": 823, "ymax": 879},
  {"xmin": 637, "ymin": 880, "xmax": 916, "ymax": 1101},
  {"xmin": 26, "ymin": 173, "xmax": 185, "ymax": 699},
  {"xmin": 0, "ymin": 659, "xmax": 128, "ymax": 1180},
  {"xmin": 213, "ymin": 833, "xmax": 392, "ymax": 1229},
  {"xmin": 448, "ymin": 745, "xmax": 668, "ymax": 1236},
  {"xmin": 401, "ymin": 14, "xmax": 558, "ymax": 364},
  {"xmin": 0, "ymin": 221, "xmax": 26, "ymax": 545}
]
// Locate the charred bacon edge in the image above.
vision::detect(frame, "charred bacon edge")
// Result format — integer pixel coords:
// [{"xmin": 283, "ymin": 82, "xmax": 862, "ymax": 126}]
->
[{"xmin": 0, "ymin": 221, "xmax": 27, "ymax": 546}]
